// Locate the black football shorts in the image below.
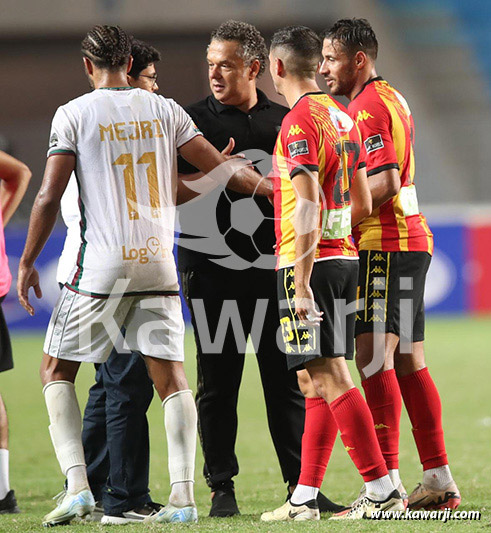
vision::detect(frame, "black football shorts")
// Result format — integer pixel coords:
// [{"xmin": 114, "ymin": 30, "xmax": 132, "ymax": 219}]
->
[
  {"xmin": 0, "ymin": 296, "xmax": 13, "ymax": 373},
  {"xmin": 355, "ymin": 250, "xmax": 431, "ymax": 342},
  {"xmin": 277, "ymin": 259, "xmax": 359, "ymax": 371}
]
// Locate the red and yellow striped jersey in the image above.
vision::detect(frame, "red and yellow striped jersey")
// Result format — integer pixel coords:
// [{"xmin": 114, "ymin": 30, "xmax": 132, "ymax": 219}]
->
[
  {"xmin": 272, "ymin": 92, "xmax": 364, "ymax": 269},
  {"xmin": 348, "ymin": 78, "xmax": 433, "ymax": 254}
]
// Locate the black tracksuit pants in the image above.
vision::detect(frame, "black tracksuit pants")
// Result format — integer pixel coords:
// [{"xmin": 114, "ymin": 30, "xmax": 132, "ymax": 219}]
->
[
  {"xmin": 181, "ymin": 264, "xmax": 305, "ymax": 490},
  {"xmin": 82, "ymin": 350, "xmax": 154, "ymax": 514}
]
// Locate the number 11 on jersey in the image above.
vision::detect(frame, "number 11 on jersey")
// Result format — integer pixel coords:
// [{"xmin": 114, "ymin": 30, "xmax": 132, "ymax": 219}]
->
[{"xmin": 113, "ymin": 151, "xmax": 161, "ymax": 220}]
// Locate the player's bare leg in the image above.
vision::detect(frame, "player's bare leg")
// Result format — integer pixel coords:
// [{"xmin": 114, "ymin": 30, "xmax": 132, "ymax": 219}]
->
[
  {"xmin": 287, "ymin": 371, "xmax": 339, "ymax": 509},
  {"xmin": 40, "ymin": 354, "xmax": 94, "ymax": 526},
  {"xmin": 0, "ymin": 395, "xmax": 8, "ymax": 452},
  {"xmin": 355, "ymin": 332, "xmax": 406, "ymax": 500},
  {"xmin": 0, "ymin": 393, "xmax": 19, "ymax": 514},
  {"xmin": 262, "ymin": 369, "xmax": 346, "ymax": 521},
  {"xmin": 143, "ymin": 357, "xmax": 198, "ymax": 523},
  {"xmin": 395, "ymin": 342, "xmax": 460, "ymax": 510},
  {"xmin": 0, "ymin": 394, "xmax": 9, "ymax": 498}
]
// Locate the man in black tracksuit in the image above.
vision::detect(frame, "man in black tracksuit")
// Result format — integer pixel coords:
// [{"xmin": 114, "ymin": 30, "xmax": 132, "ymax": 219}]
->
[{"xmin": 177, "ymin": 21, "xmax": 343, "ymax": 517}]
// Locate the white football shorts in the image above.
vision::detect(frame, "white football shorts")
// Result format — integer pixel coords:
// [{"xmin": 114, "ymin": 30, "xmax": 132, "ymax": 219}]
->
[{"xmin": 43, "ymin": 287, "xmax": 185, "ymax": 363}]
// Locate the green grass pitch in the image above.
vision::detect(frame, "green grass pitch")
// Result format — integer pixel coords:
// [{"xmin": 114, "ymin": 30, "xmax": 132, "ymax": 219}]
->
[{"xmin": 0, "ymin": 316, "xmax": 489, "ymax": 531}]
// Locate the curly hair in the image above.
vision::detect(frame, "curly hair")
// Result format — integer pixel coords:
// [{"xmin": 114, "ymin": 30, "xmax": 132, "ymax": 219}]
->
[
  {"xmin": 128, "ymin": 38, "xmax": 161, "ymax": 78},
  {"xmin": 322, "ymin": 18, "xmax": 378, "ymax": 60},
  {"xmin": 81, "ymin": 25, "xmax": 131, "ymax": 70},
  {"xmin": 210, "ymin": 20, "xmax": 267, "ymax": 77}
]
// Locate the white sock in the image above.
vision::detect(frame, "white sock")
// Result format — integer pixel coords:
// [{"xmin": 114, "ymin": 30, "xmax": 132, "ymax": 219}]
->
[
  {"xmin": 423, "ymin": 465, "xmax": 453, "ymax": 490},
  {"xmin": 365, "ymin": 474, "xmax": 395, "ymax": 501},
  {"xmin": 291, "ymin": 484, "xmax": 319, "ymax": 505},
  {"xmin": 388, "ymin": 469, "xmax": 401, "ymax": 488},
  {"xmin": 0, "ymin": 449, "xmax": 10, "ymax": 500},
  {"xmin": 163, "ymin": 390, "xmax": 197, "ymax": 507},
  {"xmin": 43, "ymin": 381, "xmax": 88, "ymax": 492},
  {"xmin": 66, "ymin": 465, "xmax": 89, "ymax": 494}
]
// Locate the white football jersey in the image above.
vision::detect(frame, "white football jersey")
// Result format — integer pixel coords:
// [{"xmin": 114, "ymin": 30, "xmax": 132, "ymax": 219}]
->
[{"xmin": 48, "ymin": 87, "xmax": 201, "ymax": 296}]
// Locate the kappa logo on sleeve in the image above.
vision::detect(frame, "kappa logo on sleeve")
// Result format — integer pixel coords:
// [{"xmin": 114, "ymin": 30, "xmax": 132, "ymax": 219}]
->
[
  {"xmin": 288, "ymin": 139, "xmax": 309, "ymax": 158},
  {"xmin": 287, "ymin": 124, "xmax": 306, "ymax": 137},
  {"xmin": 355, "ymin": 109, "xmax": 374, "ymax": 123},
  {"xmin": 364, "ymin": 134, "xmax": 384, "ymax": 153},
  {"xmin": 49, "ymin": 133, "xmax": 59, "ymax": 149}
]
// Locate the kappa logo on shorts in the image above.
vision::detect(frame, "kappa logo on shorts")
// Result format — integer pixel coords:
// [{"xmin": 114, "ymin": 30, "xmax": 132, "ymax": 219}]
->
[
  {"xmin": 364, "ymin": 134, "xmax": 384, "ymax": 153},
  {"xmin": 288, "ymin": 139, "xmax": 309, "ymax": 158}
]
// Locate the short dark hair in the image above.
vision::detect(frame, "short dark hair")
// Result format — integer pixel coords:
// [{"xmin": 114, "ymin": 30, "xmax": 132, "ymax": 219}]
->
[
  {"xmin": 128, "ymin": 38, "xmax": 161, "ymax": 78},
  {"xmin": 81, "ymin": 25, "xmax": 131, "ymax": 70},
  {"xmin": 323, "ymin": 18, "xmax": 378, "ymax": 60},
  {"xmin": 210, "ymin": 20, "xmax": 267, "ymax": 77},
  {"xmin": 270, "ymin": 26, "xmax": 321, "ymax": 79}
]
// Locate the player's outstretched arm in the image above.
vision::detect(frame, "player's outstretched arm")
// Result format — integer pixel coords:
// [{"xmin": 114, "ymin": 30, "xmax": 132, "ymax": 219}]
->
[
  {"xmin": 367, "ymin": 167, "xmax": 401, "ymax": 210},
  {"xmin": 178, "ymin": 135, "xmax": 271, "ymax": 197},
  {"xmin": 0, "ymin": 151, "xmax": 32, "ymax": 226},
  {"xmin": 177, "ymin": 138, "xmax": 250, "ymax": 205},
  {"xmin": 18, "ymin": 154, "xmax": 74, "ymax": 315},
  {"xmin": 351, "ymin": 166, "xmax": 372, "ymax": 227}
]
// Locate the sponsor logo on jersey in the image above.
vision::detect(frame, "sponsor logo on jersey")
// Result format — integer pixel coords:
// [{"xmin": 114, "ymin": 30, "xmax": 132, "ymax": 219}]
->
[
  {"xmin": 49, "ymin": 133, "xmax": 58, "ymax": 149},
  {"xmin": 364, "ymin": 134, "xmax": 384, "ymax": 153},
  {"xmin": 355, "ymin": 109, "xmax": 374, "ymax": 123},
  {"xmin": 287, "ymin": 124, "xmax": 306, "ymax": 137},
  {"xmin": 122, "ymin": 236, "xmax": 170, "ymax": 264},
  {"xmin": 288, "ymin": 139, "xmax": 309, "ymax": 158},
  {"xmin": 328, "ymin": 106, "xmax": 354, "ymax": 135}
]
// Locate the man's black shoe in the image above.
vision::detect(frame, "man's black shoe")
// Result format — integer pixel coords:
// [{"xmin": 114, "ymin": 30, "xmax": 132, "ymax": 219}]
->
[
  {"xmin": 286, "ymin": 489, "xmax": 346, "ymax": 514},
  {"xmin": 317, "ymin": 491, "xmax": 347, "ymax": 513},
  {"xmin": 209, "ymin": 487, "xmax": 240, "ymax": 517},
  {"xmin": 0, "ymin": 490, "xmax": 20, "ymax": 514}
]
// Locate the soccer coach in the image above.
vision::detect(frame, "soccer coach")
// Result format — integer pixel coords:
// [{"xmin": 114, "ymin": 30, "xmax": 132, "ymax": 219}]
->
[{"xmin": 177, "ymin": 20, "xmax": 341, "ymax": 517}]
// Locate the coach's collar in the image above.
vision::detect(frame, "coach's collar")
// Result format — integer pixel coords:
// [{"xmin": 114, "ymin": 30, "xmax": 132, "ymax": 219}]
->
[{"xmin": 210, "ymin": 89, "xmax": 271, "ymax": 115}]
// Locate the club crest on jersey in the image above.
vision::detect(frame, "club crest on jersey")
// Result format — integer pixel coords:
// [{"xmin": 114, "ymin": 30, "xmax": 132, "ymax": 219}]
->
[
  {"xmin": 49, "ymin": 133, "xmax": 59, "ymax": 148},
  {"xmin": 288, "ymin": 139, "xmax": 309, "ymax": 158},
  {"xmin": 355, "ymin": 109, "xmax": 374, "ymax": 123},
  {"xmin": 328, "ymin": 106, "xmax": 354, "ymax": 136},
  {"xmin": 287, "ymin": 124, "xmax": 306, "ymax": 137},
  {"xmin": 364, "ymin": 134, "xmax": 384, "ymax": 153}
]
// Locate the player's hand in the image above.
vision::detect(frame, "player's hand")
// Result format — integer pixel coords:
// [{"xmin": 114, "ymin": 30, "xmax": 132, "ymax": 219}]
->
[
  {"xmin": 17, "ymin": 264, "xmax": 42, "ymax": 316},
  {"xmin": 221, "ymin": 138, "xmax": 252, "ymax": 165},
  {"xmin": 295, "ymin": 284, "xmax": 323, "ymax": 325}
]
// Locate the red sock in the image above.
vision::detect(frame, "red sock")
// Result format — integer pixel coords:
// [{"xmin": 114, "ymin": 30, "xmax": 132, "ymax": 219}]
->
[
  {"xmin": 362, "ymin": 369, "xmax": 402, "ymax": 470},
  {"xmin": 329, "ymin": 388, "xmax": 388, "ymax": 482},
  {"xmin": 398, "ymin": 367, "xmax": 448, "ymax": 470},
  {"xmin": 298, "ymin": 397, "xmax": 337, "ymax": 488}
]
